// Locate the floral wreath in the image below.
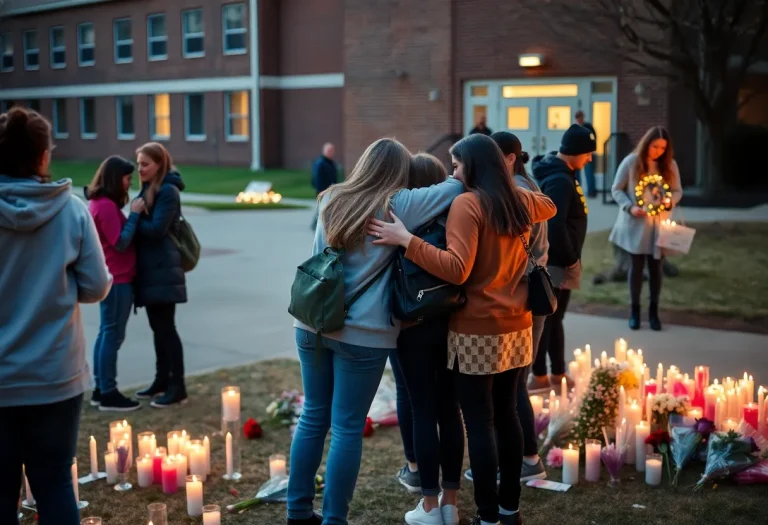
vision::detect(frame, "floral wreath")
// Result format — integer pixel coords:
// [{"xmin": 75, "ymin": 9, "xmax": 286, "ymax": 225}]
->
[{"xmin": 634, "ymin": 173, "xmax": 672, "ymax": 216}]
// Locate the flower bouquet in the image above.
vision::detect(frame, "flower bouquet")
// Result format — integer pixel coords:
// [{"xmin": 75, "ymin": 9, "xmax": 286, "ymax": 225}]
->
[
  {"xmin": 600, "ymin": 443, "xmax": 627, "ymax": 487},
  {"xmin": 651, "ymin": 393, "xmax": 689, "ymax": 430},
  {"xmin": 669, "ymin": 425, "xmax": 702, "ymax": 486},
  {"xmin": 535, "ymin": 411, "xmax": 551, "ymax": 439},
  {"xmin": 265, "ymin": 390, "xmax": 304, "ymax": 428},
  {"xmin": 541, "ymin": 407, "xmax": 574, "ymax": 453},
  {"xmin": 568, "ymin": 365, "xmax": 620, "ymax": 447},
  {"xmin": 228, "ymin": 475, "xmax": 324, "ymax": 513},
  {"xmin": 694, "ymin": 430, "xmax": 759, "ymax": 491}
]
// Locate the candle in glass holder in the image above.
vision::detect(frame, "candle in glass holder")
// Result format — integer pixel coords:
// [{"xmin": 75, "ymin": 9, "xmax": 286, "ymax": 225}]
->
[
  {"xmin": 161, "ymin": 456, "xmax": 177, "ymax": 494},
  {"xmin": 694, "ymin": 366, "xmax": 710, "ymax": 406},
  {"xmin": 167, "ymin": 431, "xmax": 181, "ymax": 457},
  {"xmin": 138, "ymin": 432, "xmax": 157, "ymax": 457},
  {"xmin": 152, "ymin": 447, "xmax": 167, "ymax": 485},
  {"xmin": 656, "ymin": 363, "xmax": 664, "ymax": 392},
  {"xmin": 584, "ymin": 439, "xmax": 601, "ymax": 482},
  {"xmin": 270, "ymin": 453, "xmax": 287, "ymax": 478},
  {"xmin": 743, "ymin": 403, "xmax": 759, "ymax": 429},
  {"xmin": 104, "ymin": 450, "xmax": 117, "ymax": 484},
  {"xmin": 645, "ymin": 454, "xmax": 663, "ymax": 485},
  {"xmin": 203, "ymin": 504, "xmax": 221, "ymax": 525},
  {"xmin": 635, "ymin": 421, "xmax": 650, "ymax": 471},
  {"xmin": 562, "ymin": 444, "xmax": 579, "ymax": 485},
  {"xmin": 222, "ymin": 386, "xmax": 241, "ymax": 422},
  {"xmin": 529, "ymin": 395, "xmax": 543, "ymax": 418},
  {"xmin": 109, "ymin": 420, "xmax": 131, "ymax": 446},
  {"xmin": 189, "ymin": 441, "xmax": 207, "ymax": 481},
  {"xmin": 175, "ymin": 454, "xmax": 188, "ymax": 488},
  {"xmin": 137, "ymin": 455, "xmax": 153, "ymax": 488},
  {"xmin": 186, "ymin": 475, "xmax": 203, "ymax": 517}
]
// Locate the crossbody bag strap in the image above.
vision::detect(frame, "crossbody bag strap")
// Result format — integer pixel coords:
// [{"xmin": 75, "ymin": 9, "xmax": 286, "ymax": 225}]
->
[
  {"xmin": 519, "ymin": 233, "xmax": 539, "ymax": 268},
  {"xmin": 344, "ymin": 259, "xmax": 392, "ymax": 314}
]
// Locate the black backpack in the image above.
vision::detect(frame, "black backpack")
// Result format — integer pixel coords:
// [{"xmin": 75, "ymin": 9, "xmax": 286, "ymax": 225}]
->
[{"xmin": 391, "ymin": 216, "xmax": 466, "ymax": 323}]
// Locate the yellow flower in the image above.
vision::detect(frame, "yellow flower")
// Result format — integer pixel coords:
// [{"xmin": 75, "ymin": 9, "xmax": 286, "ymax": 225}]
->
[{"xmin": 618, "ymin": 369, "xmax": 639, "ymax": 390}]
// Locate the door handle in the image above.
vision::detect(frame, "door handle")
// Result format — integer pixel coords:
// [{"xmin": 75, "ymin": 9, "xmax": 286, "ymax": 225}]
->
[{"xmin": 541, "ymin": 136, "xmax": 546, "ymax": 151}]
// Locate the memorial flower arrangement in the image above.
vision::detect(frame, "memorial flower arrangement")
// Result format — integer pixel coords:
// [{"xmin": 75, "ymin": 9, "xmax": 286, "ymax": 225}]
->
[
  {"xmin": 651, "ymin": 393, "xmax": 690, "ymax": 430},
  {"xmin": 568, "ymin": 364, "xmax": 621, "ymax": 447},
  {"xmin": 670, "ymin": 425, "xmax": 703, "ymax": 486},
  {"xmin": 695, "ymin": 430, "xmax": 759, "ymax": 491},
  {"xmin": 265, "ymin": 390, "xmax": 304, "ymax": 428}
]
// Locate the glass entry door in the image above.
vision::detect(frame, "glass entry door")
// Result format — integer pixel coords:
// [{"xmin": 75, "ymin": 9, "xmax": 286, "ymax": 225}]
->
[
  {"xmin": 538, "ymin": 97, "xmax": 575, "ymax": 156},
  {"xmin": 501, "ymin": 99, "xmax": 538, "ymax": 172}
]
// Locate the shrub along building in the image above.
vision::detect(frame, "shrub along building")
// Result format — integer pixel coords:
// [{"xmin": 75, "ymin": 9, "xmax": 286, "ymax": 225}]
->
[{"xmin": 1, "ymin": 0, "xmax": 766, "ymax": 189}]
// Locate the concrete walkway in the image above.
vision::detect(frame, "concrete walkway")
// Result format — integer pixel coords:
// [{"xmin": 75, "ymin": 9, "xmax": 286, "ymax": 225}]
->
[{"xmin": 78, "ymin": 199, "xmax": 768, "ymax": 392}]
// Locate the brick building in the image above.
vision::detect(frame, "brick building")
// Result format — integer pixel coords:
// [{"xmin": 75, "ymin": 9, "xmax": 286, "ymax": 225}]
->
[{"xmin": 1, "ymin": 0, "xmax": 765, "ymax": 186}]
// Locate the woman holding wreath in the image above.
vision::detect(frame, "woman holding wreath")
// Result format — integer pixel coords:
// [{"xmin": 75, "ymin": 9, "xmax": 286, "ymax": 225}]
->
[{"xmin": 609, "ymin": 126, "xmax": 682, "ymax": 331}]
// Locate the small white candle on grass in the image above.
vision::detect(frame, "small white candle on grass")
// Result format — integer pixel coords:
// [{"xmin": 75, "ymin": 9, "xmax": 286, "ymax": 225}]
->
[
  {"xmin": 189, "ymin": 442, "xmax": 207, "ymax": 481},
  {"xmin": 645, "ymin": 454, "xmax": 663, "ymax": 486},
  {"xmin": 176, "ymin": 454, "xmax": 188, "ymax": 488},
  {"xmin": 584, "ymin": 439, "xmax": 601, "ymax": 482},
  {"xmin": 269, "ymin": 454, "xmax": 287, "ymax": 479},
  {"xmin": 203, "ymin": 436, "xmax": 211, "ymax": 475},
  {"xmin": 225, "ymin": 432, "xmax": 234, "ymax": 478},
  {"xmin": 562, "ymin": 444, "xmax": 579, "ymax": 485},
  {"xmin": 222, "ymin": 386, "xmax": 241, "ymax": 422},
  {"xmin": 635, "ymin": 422, "xmax": 650, "ymax": 471},
  {"xmin": 203, "ymin": 505, "xmax": 222, "ymax": 525},
  {"xmin": 137, "ymin": 455, "xmax": 153, "ymax": 488},
  {"xmin": 89, "ymin": 436, "xmax": 98, "ymax": 477},
  {"xmin": 104, "ymin": 450, "xmax": 117, "ymax": 484},
  {"xmin": 186, "ymin": 475, "xmax": 203, "ymax": 517}
]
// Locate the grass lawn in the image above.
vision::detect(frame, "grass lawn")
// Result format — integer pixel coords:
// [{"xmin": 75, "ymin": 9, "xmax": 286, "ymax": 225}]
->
[
  {"xmin": 51, "ymin": 160, "xmax": 315, "ymax": 199},
  {"xmin": 37, "ymin": 359, "xmax": 763, "ymax": 525},
  {"xmin": 186, "ymin": 202, "xmax": 310, "ymax": 211},
  {"xmin": 573, "ymin": 222, "xmax": 768, "ymax": 324}
]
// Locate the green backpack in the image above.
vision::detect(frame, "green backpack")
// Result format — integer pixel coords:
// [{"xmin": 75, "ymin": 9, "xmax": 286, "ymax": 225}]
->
[
  {"xmin": 288, "ymin": 247, "xmax": 389, "ymax": 339},
  {"xmin": 169, "ymin": 214, "xmax": 201, "ymax": 272}
]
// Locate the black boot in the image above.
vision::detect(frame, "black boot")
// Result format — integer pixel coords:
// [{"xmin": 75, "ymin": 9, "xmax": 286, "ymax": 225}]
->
[
  {"xmin": 287, "ymin": 513, "xmax": 322, "ymax": 525},
  {"xmin": 629, "ymin": 303, "xmax": 641, "ymax": 330},
  {"xmin": 135, "ymin": 377, "xmax": 168, "ymax": 399},
  {"xmin": 649, "ymin": 302, "xmax": 662, "ymax": 331},
  {"xmin": 150, "ymin": 381, "xmax": 188, "ymax": 408}
]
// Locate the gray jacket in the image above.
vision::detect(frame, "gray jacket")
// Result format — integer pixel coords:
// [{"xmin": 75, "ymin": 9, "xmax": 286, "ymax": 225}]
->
[
  {"xmin": 609, "ymin": 153, "xmax": 683, "ymax": 259},
  {"xmin": 0, "ymin": 176, "xmax": 112, "ymax": 407},
  {"xmin": 515, "ymin": 174, "xmax": 549, "ymax": 271},
  {"xmin": 293, "ymin": 177, "xmax": 464, "ymax": 349}
]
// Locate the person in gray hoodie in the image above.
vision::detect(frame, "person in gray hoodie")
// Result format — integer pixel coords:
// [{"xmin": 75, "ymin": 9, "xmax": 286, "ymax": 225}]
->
[{"xmin": 0, "ymin": 107, "xmax": 112, "ymax": 525}]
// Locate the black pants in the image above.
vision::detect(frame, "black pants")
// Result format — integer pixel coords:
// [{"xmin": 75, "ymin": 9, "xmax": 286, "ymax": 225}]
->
[
  {"xmin": 518, "ymin": 316, "xmax": 546, "ymax": 456},
  {"xmin": 397, "ymin": 321, "xmax": 464, "ymax": 495},
  {"xmin": 629, "ymin": 254, "xmax": 663, "ymax": 305},
  {"xmin": 146, "ymin": 303, "xmax": 185, "ymax": 384},
  {"xmin": 456, "ymin": 367, "xmax": 524, "ymax": 522},
  {"xmin": 533, "ymin": 288, "xmax": 571, "ymax": 377},
  {"xmin": 389, "ymin": 350, "xmax": 415, "ymax": 464},
  {"xmin": 0, "ymin": 394, "xmax": 83, "ymax": 525}
]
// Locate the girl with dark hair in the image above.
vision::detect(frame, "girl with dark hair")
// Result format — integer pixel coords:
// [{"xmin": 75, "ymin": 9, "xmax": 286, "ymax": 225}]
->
[
  {"xmin": 0, "ymin": 107, "xmax": 112, "ymax": 525},
  {"xmin": 87, "ymin": 156, "xmax": 145, "ymax": 411},
  {"xmin": 609, "ymin": 126, "xmax": 682, "ymax": 330},
  {"xmin": 369, "ymin": 134, "xmax": 555, "ymax": 525}
]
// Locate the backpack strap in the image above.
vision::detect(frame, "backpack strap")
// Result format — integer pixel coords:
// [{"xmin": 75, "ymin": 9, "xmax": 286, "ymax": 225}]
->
[{"xmin": 343, "ymin": 260, "xmax": 392, "ymax": 314}]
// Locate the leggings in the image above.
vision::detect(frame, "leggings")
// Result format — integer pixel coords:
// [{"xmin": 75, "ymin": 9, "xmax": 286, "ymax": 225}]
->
[
  {"xmin": 629, "ymin": 254, "xmax": 662, "ymax": 304},
  {"xmin": 532, "ymin": 288, "xmax": 571, "ymax": 377}
]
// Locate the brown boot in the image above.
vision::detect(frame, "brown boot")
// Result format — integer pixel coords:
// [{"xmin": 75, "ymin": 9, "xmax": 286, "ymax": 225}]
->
[
  {"xmin": 527, "ymin": 374, "xmax": 551, "ymax": 392},
  {"xmin": 550, "ymin": 373, "xmax": 575, "ymax": 390}
]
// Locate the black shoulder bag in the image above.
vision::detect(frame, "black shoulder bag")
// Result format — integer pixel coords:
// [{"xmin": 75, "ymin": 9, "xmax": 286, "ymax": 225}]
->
[{"xmin": 520, "ymin": 234, "xmax": 558, "ymax": 316}]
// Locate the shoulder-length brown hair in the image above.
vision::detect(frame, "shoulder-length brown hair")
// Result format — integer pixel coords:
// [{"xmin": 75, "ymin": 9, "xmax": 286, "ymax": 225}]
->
[
  {"xmin": 86, "ymin": 156, "xmax": 134, "ymax": 207},
  {"xmin": 631, "ymin": 126, "xmax": 674, "ymax": 181},
  {"xmin": 408, "ymin": 152, "xmax": 447, "ymax": 189},
  {"xmin": 136, "ymin": 142, "xmax": 173, "ymax": 208},
  {"xmin": 0, "ymin": 107, "xmax": 53, "ymax": 181}
]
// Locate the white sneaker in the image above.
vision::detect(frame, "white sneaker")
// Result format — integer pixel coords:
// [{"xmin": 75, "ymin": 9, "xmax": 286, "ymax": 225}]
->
[
  {"xmin": 405, "ymin": 499, "xmax": 444, "ymax": 525},
  {"xmin": 438, "ymin": 493, "xmax": 459, "ymax": 525}
]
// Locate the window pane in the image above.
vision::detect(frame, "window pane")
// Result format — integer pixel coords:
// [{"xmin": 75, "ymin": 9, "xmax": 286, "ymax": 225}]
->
[
  {"xmin": 229, "ymin": 91, "xmax": 248, "ymax": 116},
  {"xmin": 55, "ymin": 99, "xmax": 68, "ymax": 134},
  {"xmin": 1, "ymin": 35, "xmax": 11, "ymax": 53},
  {"xmin": 51, "ymin": 28, "xmax": 64, "ymax": 47},
  {"xmin": 53, "ymin": 50, "xmax": 66, "ymax": 64},
  {"xmin": 24, "ymin": 32, "xmax": 37, "ymax": 49},
  {"xmin": 470, "ymin": 85, "xmax": 488, "ymax": 97},
  {"xmin": 151, "ymin": 94, "xmax": 171, "ymax": 137},
  {"xmin": 502, "ymin": 84, "xmax": 579, "ymax": 98},
  {"xmin": 27, "ymin": 52, "xmax": 39, "ymax": 67},
  {"xmin": 115, "ymin": 20, "xmax": 131, "ymax": 41},
  {"xmin": 80, "ymin": 25, "xmax": 94, "ymax": 45},
  {"xmin": 591, "ymin": 81, "xmax": 613, "ymax": 94},
  {"xmin": 472, "ymin": 105, "xmax": 487, "ymax": 123},
  {"xmin": 225, "ymin": 33, "xmax": 246, "ymax": 51},
  {"xmin": 28, "ymin": 99, "xmax": 41, "ymax": 112},
  {"xmin": 224, "ymin": 4, "xmax": 245, "ymax": 29},
  {"xmin": 117, "ymin": 44, "xmax": 132, "ymax": 60},
  {"xmin": 118, "ymin": 97, "xmax": 134, "ymax": 135},
  {"xmin": 230, "ymin": 117, "xmax": 248, "ymax": 137},
  {"xmin": 592, "ymin": 101, "xmax": 612, "ymax": 156},
  {"xmin": 186, "ymin": 36, "xmax": 204, "ymax": 54},
  {"xmin": 506, "ymin": 107, "xmax": 530, "ymax": 130},
  {"xmin": 82, "ymin": 99, "xmax": 96, "ymax": 134},
  {"xmin": 150, "ymin": 41, "xmax": 167, "ymax": 57},
  {"xmin": 81, "ymin": 48, "xmax": 94, "ymax": 63},
  {"xmin": 2, "ymin": 55, "xmax": 13, "ymax": 70},
  {"xmin": 187, "ymin": 94, "xmax": 204, "ymax": 136},
  {"xmin": 546, "ymin": 106, "xmax": 571, "ymax": 130},
  {"xmin": 149, "ymin": 15, "xmax": 165, "ymax": 37},
  {"xmin": 184, "ymin": 10, "xmax": 203, "ymax": 33}
]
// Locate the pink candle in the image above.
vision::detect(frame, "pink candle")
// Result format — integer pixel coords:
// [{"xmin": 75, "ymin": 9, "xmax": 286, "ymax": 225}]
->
[
  {"xmin": 743, "ymin": 403, "xmax": 759, "ymax": 429},
  {"xmin": 694, "ymin": 366, "xmax": 709, "ymax": 407},
  {"xmin": 644, "ymin": 380, "xmax": 658, "ymax": 396},
  {"xmin": 152, "ymin": 447, "xmax": 167, "ymax": 485},
  {"xmin": 162, "ymin": 457, "xmax": 177, "ymax": 494}
]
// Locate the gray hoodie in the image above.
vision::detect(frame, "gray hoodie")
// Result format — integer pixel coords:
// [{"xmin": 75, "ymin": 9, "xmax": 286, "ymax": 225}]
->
[
  {"xmin": 515, "ymin": 174, "xmax": 549, "ymax": 270},
  {"xmin": 0, "ymin": 176, "xmax": 112, "ymax": 407}
]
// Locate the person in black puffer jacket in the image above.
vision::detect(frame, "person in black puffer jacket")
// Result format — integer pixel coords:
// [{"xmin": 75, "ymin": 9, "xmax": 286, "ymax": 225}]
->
[{"xmin": 133, "ymin": 142, "xmax": 188, "ymax": 408}]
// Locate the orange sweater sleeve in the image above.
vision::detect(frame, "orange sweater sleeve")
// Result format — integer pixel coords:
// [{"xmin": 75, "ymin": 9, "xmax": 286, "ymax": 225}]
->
[
  {"xmin": 523, "ymin": 188, "xmax": 557, "ymax": 223},
  {"xmin": 404, "ymin": 194, "xmax": 481, "ymax": 286}
]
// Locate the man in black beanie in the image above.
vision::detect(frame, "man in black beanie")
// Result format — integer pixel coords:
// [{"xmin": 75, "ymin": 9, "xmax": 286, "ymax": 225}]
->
[{"xmin": 529, "ymin": 124, "xmax": 596, "ymax": 391}]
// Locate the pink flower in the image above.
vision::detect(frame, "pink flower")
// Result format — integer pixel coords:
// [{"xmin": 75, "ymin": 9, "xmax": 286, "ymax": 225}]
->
[{"xmin": 546, "ymin": 447, "xmax": 564, "ymax": 468}]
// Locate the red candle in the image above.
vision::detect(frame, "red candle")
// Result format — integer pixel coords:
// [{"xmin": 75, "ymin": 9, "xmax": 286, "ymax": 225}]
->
[
  {"xmin": 644, "ymin": 380, "xmax": 658, "ymax": 396},
  {"xmin": 694, "ymin": 366, "xmax": 709, "ymax": 408},
  {"xmin": 152, "ymin": 447, "xmax": 167, "ymax": 485},
  {"xmin": 743, "ymin": 403, "xmax": 759, "ymax": 430},
  {"xmin": 161, "ymin": 457, "xmax": 178, "ymax": 494}
]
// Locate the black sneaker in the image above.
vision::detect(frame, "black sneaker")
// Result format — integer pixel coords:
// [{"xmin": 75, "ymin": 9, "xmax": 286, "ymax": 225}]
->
[
  {"xmin": 500, "ymin": 511, "xmax": 523, "ymax": 525},
  {"xmin": 135, "ymin": 379, "xmax": 167, "ymax": 399},
  {"xmin": 396, "ymin": 464, "xmax": 421, "ymax": 494},
  {"xmin": 520, "ymin": 459, "xmax": 547, "ymax": 482},
  {"xmin": 287, "ymin": 513, "xmax": 322, "ymax": 525},
  {"xmin": 90, "ymin": 388, "xmax": 101, "ymax": 407},
  {"xmin": 99, "ymin": 390, "xmax": 141, "ymax": 412},
  {"xmin": 150, "ymin": 383, "xmax": 188, "ymax": 408}
]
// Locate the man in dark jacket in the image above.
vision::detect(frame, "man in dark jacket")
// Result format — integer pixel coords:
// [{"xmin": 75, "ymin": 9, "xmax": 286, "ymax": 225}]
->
[
  {"xmin": 310, "ymin": 143, "xmax": 338, "ymax": 230},
  {"xmin": 529, "ymin": 124, "xmax": 595, "ymax": 391},
  {"xmin": 469, "ymin": 114, "xmax": 492, "ymax": 136}
]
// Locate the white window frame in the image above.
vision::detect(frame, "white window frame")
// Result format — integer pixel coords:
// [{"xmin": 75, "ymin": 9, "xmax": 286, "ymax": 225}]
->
[
  {"xmin": 182, "ymin": 9, "xmax": 205, "ymax": 59},
  {"xmin": 147, "ymin": 13, "xmax": 168, "ymax": 61},
  {"xmin": 113, "ymin": 18, "xmax": 133, "ymax": 64},
  {"xmin": 1, "ymin": 33, "xmax": 14, "ymax": 72},
  {"xmin": 222, "ymin": 3, "xmax": 247, "ymax": 55},
  {"xmin": 184, "ymin": 93, "xmax": 206, "ymax": 141},
  {"xmin": 52, "ymin": 99, "xmax": 69, "ymax": 139},
  {"xmin": 23, "ymin": 30, "xmax": 39, "ymax": 71},
  {"xmin": 50, "ymin": 26, "xmax": 66, "ymax": 69},
  {"xmin": 149, "ymin": 93, "xmax": 171, "ymax": 140},
  {"xmin": 225, "ymin": 91, "xmax": 249, "ymax": 142},
  {"xmin": 115, "ymin": 96, "xmax": 135, "ymax": 140},
  {"xmin": 79, "ymin": 98, "xmax": 97, "ymax": 139},
  {"xmin": 77, "ymin": 23, "xmax": 95, "ymax": 67}
]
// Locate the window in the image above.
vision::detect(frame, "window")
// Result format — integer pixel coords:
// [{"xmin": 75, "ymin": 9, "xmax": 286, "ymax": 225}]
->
[
  {"xmin": 27, "ymin": 99, "xmax": 41, "ymax": 112},
  {"xmin": 470, "ymin": 85, "xmax": 488, "ymax": 97},
  {"xmin": 1, "ymin": 33, "xmax": 14, "ymax": 72},
  {"xmin": 23, "ymin": 30, "xmax": 39, "ymax": 70},
  {"xmin": 506, "ymin": 107, "xmax": 530, "ymax": 130},
  {"xmin": 0, "ymin": 100, "xmax": 13, "ymax": 113},
  {"xmin": 116, "ymin": 96, "xmax": 135, "ymax": 138},
  {"xmin": 114, "ymin": 18, "xmax": 132, "ymax": 63},
  {"xmin": 78, "ymin": 23, "xmax": 95, "ymax": 66},
  {"xmin": 182, "ymin": 9, "xmax": 204, "ymax": 58},
  {"xmin": 50, "ymin": 26, "xmax": 66, "ymax": 68},
  {"xmin": 546, "ymin": 106, "xmax": 571, "ymax": 130},
  {"xmin": 184, "ymin": 93, "xmax": 205, "ymax": 140},
  {"xmin": 80, "ymin": 98, "xmax": 97, "ymax": 138},
  {"xmin": 147, "ymin": 14, "xmax": 167, "ymax": 60},
  {"xmin": 149, "ymin": 93, "xmax": 171, "ymax": 139},
  {"xmin": 592, "ymin": 101, "xmax": 612, "ymax": 156},
  {"xmin": 222, "ymin": 3, "xmax": 247, "ymax": 55},
  {"xmin": 592, "ymin": 81, "xmax": 614, "ymax": 94},
  {"xmin": 225, "ymin": 91, "xmax": 249, "ymax": 140},
  {"xmin": 502, "ymin": 84, "xmax": 579, "ymax": 98},
  {"xmin": 53, "ymin": 99, "xmax": 68, "ymax": 137}
]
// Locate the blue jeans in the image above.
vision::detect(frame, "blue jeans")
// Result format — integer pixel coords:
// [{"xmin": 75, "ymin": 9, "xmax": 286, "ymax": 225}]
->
[
  {"xmin": 0, "ymin": 394, "xmax": 83, "ymax": 525},
  {"xmin": 389, "ymin": 350, "xmax": 415, "ymax": 463},
  {"xmin": 582, "ymin": 160, "xmax": 596, "ymax": 197},
  {"xmin": 93, "ymin": 282, "xmax": 133, "ymax": 393},
  {"xmin": 287, "ymin": 329, "xmax": 389, "ymax": 525}
]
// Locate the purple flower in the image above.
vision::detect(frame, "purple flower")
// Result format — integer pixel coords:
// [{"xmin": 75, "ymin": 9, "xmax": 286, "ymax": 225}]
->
[
  {"xmin": 694, "ymin": 418, "xmax": 716, "ymax": 438},
  {"xmin": 116, "ymin": 445, "xmax": 129, "ymax": 474}
]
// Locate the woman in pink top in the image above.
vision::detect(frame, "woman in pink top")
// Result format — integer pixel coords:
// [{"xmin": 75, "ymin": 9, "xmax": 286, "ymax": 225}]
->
[{"xmin": 87, "ymin": 156, "xmax": 145, "ymax": 411}]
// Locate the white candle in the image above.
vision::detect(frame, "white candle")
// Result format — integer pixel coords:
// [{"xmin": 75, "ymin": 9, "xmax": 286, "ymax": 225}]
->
[
  {"xmin": 726, "ymin": 389, "xmax": 738, "ymax": 419},
  {"xmin": 138, "ymin": 432, "xmax": 157, "ymax": 458},
  {"xmin": 584, "ymin": 344, "xmax": 592, "ymax": 373},
  {"xmin": 646, "ymin": 393, "xmax": 654, "ymax": 425},
  {"xmin": 615, "ymin": 338, "xmax": 627, "ymax": 362},
  {"xmin": 203, "ymin": 505, "xmax": 222, "ymax": 525},
  {"xmin": 688, "ymin": 408, "xmax": 703, "ymax": 420},
  {"xmin": 645, "ymin": 455, "xmax": 663, "ymax": 485},
  {"xmin": 568, "ymin": 361, "xmax": 580, "ymax": 381},
  {"xmin": 189, "ymin": 443, "xmax": 207, "ymax": 481},
  {"xmin": 635, "ymin": 422, "xmax": 650, "ymax": 471},
  {"xmin": 584, "ymin": 439, "xmax": 601, "ymax": 482},
  {"xmin": 167, "ymin": 431, "xmax": 181, "ymax": 456},
  {"xmin": 104, "ymin": 450, "xmax": 117, "ymax": 484},
  {"xmin": 186, "ymin": 475, "xmax": 203, "ymax": 517},
  {"xmin": 637, "ymin": 349, "xmax": 644, "ymax": 367},
  {"xmin": 180, "ymin": 430, "xmax": 189, "ymax": 453},
  {"xmin": 594, "ymin": 358, "xmax": 600, "ymax": 369},
  {"xmin": 176, "ymin": 454, "xmax": 188, "ymax": 488},
  {"xmin": 549, "ymin": 390, "xmax": 556, "ymax": 413},
  {"xmin": 562, "ymin": 444, "xmax": 579, "ymax": 485},
  {"xmin": 222, "ymin": 386, "xmax": 241, "ymax": 422},
  {"xmin": 137, "ymin": 455, "xmax": 154, "ymax": 488},
  {"xmin": 71, "ymin": 458, "xmax": 79, "ymax": 504},
  {"xmin": 600, "ymin": 351, "xmax": 608, "ymax": 368},
  {"xmin": 715, "ymin": 397, "xmax": 724, "ymax": 429},
  {"xmin": 89, "ymin": 436, "xmax": 98, "ymax": 476},
  {"xmin": 723, "ymin": 418, "xmax": 738, "ymax": 432},
  {"xmin": 758, "ymin": 387, "xmax": 765, "ymax": 435},
  {"xmin": 529, "ymin": 395, "xmax": 543, "ymax": 418},
  {"xmin": 618, "ymin": 386, "xmax": 626, "ymax": 424},
  {"xmin": 269, "ymin": 454, "xmax": 287, "ymax": 478},
  {"xmin": 747, "ymin": 375, "xmax": 755, "ymax": 403},
  {"xmin": 225, "ymin": 432, "xmax": 234, "ymax": 478},
  {"xmin": 560, "ymin": 377, "xmax": 568, "ymax": 408},
  {"xmin": 203, "ymin": 436, "xmax": 211, "ymax": 475},
  {"xmin": 23, "ymin": 466, "xmax": 34, "ymax": 504}
]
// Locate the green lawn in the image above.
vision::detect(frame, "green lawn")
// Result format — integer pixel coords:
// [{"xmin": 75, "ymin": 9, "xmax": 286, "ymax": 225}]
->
[
  {"xmin": 187, "ymin": 202, "xmax": 309, "ymax": 211},
  {"xmin": 51, "ymin": 160, "xmax": 315, "ymax": 199},
  {"xmin": 573, "ymin": 222, "xmax": 768, "ymax": 322}
]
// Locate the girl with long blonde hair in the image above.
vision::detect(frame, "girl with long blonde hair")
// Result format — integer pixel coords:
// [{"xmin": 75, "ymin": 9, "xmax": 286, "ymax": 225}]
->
[{"xmin": 287, "ymin": 138, "xmax": 464, "ymax": 525}]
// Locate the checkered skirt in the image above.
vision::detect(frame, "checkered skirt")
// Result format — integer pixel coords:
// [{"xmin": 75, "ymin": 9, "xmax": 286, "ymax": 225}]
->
[{"xmin": 447, "ymin": 328, "xmax": 533, "ymax": 375}]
